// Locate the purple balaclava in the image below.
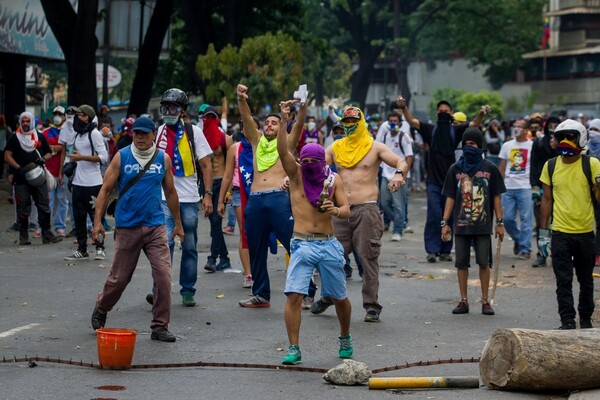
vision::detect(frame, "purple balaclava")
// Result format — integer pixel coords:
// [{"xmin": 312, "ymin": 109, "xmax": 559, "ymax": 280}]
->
[{"xmin": 300, "ymin": 143, "xmax": 332, "ymax": 207}]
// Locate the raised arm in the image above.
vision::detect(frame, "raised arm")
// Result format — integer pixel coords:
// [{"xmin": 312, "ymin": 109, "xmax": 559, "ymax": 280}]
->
[
  {"xmin": 396, "ymin": 96, "xmax": 420, "ymax": 130},
  {"xmin": 237, "ymin": 84, "xmax": 261, "ymax": 145},
  {"xmin": 288, "ymin": 101, "xmax": 308, "ymax": 149},
  {"xmin": 277, "ymin": 100, "xmax": 300, "ymax": 178},
  {"xmin": 469, "ymin": 105, "xmax": 492, "ymax": 127}
]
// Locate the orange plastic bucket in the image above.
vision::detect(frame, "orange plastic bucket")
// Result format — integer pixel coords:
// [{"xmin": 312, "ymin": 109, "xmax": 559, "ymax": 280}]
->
[{"xmin": 96, "ymin": 328, "xmax": 137, "ymax": 369}]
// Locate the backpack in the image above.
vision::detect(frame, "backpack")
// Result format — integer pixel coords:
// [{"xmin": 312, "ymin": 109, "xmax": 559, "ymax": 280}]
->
[{"xmin": 547, "ymin": 154, "xmax": 598, "ymax": 209}]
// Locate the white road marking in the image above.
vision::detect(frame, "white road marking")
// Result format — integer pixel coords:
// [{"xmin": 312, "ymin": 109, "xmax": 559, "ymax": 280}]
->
[{"xmin": 0, "ymin": 323, "xmax": 40, "ymax": 339}]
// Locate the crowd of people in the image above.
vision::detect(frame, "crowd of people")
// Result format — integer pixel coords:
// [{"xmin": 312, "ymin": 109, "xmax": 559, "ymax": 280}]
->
[{"xmin": 2, "ymin": 85, "xmax": 599, "ymax": 361}]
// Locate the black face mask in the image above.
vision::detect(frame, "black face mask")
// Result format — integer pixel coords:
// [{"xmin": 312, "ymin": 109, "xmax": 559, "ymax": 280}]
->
[
  {"xmin": 437, "ymin": 112, "xmax": 453, "ymax": 124},
  {"xmin": 73, "ymin": 117, "xmax": 89, "ymax": 133}
]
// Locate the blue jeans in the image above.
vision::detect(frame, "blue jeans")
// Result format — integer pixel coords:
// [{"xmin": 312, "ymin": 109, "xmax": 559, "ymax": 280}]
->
[
  {"xmin": 425, "ymin": 183, "xmax": 453, "ymax": 254},
  {"xmin": 208, "ymin": 179, "xmax": 228, "ymax": 261},
  {"xmin": 49, "ymin": 182, "xmax": 69, "ymax": 231},
  {"xmin": 380, "ymin": 177, "xmax": 405, "ymax": 234},
  {"xmin": 244, "ymin": 190, "xmax": 294, "ymax": 301},
  {"xmin": 502, "ymin": 189, "xmax": 533, "ymax": 254},
  {"xmin": 162, "ymin": 201, "xmax": 199, "ymax": 295},
  {"xmin": 226, "ymin": 205, "xmax": 236, "ymax": 228}
]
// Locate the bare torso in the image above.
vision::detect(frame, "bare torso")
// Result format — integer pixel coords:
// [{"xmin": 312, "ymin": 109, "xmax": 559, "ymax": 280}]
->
[
  {"xmin": 289, "ymin": 171, "xmax": 340, "ymax": 235},
  {"xmin": 327, "ymin": 142, "xmax": 390, "ymax": 205},
  {"xmin": 211, "ymin": 136, "xmax": 232, "ymax": 178},
  {"xmin": 250, "ymin": 140, "xmax": 287, "ymax": 192}
]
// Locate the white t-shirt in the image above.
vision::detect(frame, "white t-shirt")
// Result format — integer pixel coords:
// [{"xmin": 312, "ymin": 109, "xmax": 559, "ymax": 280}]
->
[
  {"xmin": 71, "ymin": 128, "xmax": 109, "ymax": 186},
  {"xmin": 157, "ymin": 123, "xmax": 213, "ymax": 203},
  {"xmin": 499, "ymin": 138, "xmax": 533, "ymax": 189},
  {"xmin": 376, "ymin": 124, "xmax": 413, "ymax": 180}
]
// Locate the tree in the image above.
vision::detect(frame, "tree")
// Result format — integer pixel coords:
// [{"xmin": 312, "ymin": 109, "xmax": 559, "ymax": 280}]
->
[
  {"xmin": 196, "ymin": 32, "xmax": 303, "ymax": 112},
  {"xmin": 127, "ymin": 0, "xmax": 174, "ymax": 116},
  {"xmin": 42, "ymin": 0, "xmax": 174, "ymax": 114},
  {"xmin": 40, "ymin": 0, "xmax": 99, "ymax": 108},
  {"xmin": 430, "ymin": 87, "xmax": 505, "ymax": 120},
  {"xmin": 316, "ymin": 0, "xmax": 545, "ymax": 108}
]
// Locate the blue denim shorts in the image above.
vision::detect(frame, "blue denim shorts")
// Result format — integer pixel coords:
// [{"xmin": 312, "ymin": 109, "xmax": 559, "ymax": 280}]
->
[
  {"xmin": 231, "ymin": 187, "xmax": 241, "ymax": 207},
  {"xmin": 284, "ymin": 238, "xmax": 346, "ymax": 299}
]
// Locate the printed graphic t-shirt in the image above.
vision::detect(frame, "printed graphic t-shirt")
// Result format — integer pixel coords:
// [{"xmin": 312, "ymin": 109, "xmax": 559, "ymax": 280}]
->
[
  {"xmin": 442, "ymin": 160, "xmax": 506, "ymax": 235},
  {"xmin": 499, "ymin": 139, "xmax": 533, "ymax": 189}
]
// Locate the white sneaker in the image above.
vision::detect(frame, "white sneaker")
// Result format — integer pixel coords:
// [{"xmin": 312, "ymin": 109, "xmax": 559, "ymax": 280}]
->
[
  {"xmin": 403, "ymin": 226, "xmax": 414, "ymax": 234},
  {"xmin": 391, "ymin": 233, "xmax": 402, "ymax": 242},
  {"xmin": 95, "ymin": 249, "xmax": 106, "ymax": 260},
  {"xmin": 243, "ymin": 274, "xmax": 253, "ymax": 288}
]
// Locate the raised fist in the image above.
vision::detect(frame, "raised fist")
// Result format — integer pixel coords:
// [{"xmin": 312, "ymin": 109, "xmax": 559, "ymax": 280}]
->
[{"xmin": 237, "ymin": 84, "xmax": 248, "ymax": 100}]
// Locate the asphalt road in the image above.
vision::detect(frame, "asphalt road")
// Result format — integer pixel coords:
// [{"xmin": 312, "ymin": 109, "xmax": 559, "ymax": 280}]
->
[{"xmin": 0, "ymin": 181, "xmax": 585, "ymax": 399}]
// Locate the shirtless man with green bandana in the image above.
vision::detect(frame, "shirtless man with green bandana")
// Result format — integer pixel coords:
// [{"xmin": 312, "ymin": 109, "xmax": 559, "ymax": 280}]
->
[{"xmin": 314, "ymin": 106, "xmax": 408, "ymax": 322}]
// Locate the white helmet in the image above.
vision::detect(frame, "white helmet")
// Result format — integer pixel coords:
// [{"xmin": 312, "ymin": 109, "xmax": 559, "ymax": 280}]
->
[{"xmin": 554, "ymin": 118, "xmax": 588, "ymax": 148}]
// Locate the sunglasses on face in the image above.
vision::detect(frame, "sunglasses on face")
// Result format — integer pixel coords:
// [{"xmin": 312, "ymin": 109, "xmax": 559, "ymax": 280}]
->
[
  {"xmin": 160, "ymin": 104, "xmax": 181, "ymax": 116},
  {"xmin": 557, "ymin": 132, "xmax": 578, "ymax": 142}
]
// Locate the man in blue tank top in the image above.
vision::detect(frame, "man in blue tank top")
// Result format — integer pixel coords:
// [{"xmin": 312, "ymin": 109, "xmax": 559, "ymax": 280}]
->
[{"xmin": 90, "ymin": 117, "xmax": 184, "ymax": 343}]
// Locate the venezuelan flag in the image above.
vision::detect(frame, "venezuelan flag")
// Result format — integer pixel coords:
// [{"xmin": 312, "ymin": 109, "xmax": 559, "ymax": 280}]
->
[{"xmin": 176, "ymin": 132, "xmax": 195, "ymax": 177}]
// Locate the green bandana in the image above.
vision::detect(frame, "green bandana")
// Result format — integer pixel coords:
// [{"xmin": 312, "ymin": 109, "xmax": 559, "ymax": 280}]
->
[{"xmin": 256, "ymin": 135, "xmax": 280, "ymax": 172}]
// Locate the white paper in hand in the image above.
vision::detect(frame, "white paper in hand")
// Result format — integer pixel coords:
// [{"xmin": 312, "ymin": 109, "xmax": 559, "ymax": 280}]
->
[{"xmin": 294, "ymin": 84, "xmax": 308, "ymax": 105}]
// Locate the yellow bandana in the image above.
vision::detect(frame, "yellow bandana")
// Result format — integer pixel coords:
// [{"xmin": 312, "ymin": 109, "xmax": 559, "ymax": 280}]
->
[
  {"xmin": 332, "ymin": 106, "xmax": 373, "ymax": 168},
  {"xmin": 256, "ymin": 134, "xmax": 280, "ymax": 172}
]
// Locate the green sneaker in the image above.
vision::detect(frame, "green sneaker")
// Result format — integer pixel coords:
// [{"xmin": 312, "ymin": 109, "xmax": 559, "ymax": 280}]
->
[
  {"xmin": 338, "ymin": 335, "xmax": 353, "ymax": 359},
  {"xmin": 182, "ymin": 293, "xmax": 196, "ymax": 307},
  {"xmin": 282, "ymin": 345, "xmax": 302, "ymax": 365}
]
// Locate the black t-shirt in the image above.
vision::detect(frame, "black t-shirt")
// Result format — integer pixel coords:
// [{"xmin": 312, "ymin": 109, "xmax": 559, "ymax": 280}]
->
[
  {"xmin": 442, "ymin": 159, "xmax": 506, "ymax": 235},
  {"xmin": 419, "ymin": 121, "xmax": 468, "ymax": 185},
  {"xmin": 5, "ymin": 133, "xmax": 51, "ymax": 184}
]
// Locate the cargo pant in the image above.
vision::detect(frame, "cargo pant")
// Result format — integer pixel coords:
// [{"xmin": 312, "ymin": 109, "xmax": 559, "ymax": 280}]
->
[{"xmin": 333, "ymin": 202, "xmax": 384, "ymax": 314}]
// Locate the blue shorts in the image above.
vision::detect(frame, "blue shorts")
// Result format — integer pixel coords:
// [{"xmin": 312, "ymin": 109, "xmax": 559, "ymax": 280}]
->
[
  {"xmin": 284, "ymin": 237, "xmax": 346, "ymax": 299},
  {"xmin": 231, "ymin": 187, "xmax": 241, "ymax": 207}
]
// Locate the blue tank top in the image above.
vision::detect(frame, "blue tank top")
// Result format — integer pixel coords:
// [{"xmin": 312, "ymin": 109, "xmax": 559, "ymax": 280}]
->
[{"xmin": 116, "ymin": 147, "xmax": 166, "ymax": 228}]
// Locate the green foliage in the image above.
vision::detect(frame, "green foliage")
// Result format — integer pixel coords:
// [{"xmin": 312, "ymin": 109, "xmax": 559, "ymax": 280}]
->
[
  {"xmin": 457, "ymin": 91, "xmax": 504, "ymax": 120},
  {"xmin": 430, "ymin": 87, "xmax": 504, "ymax": 120},
  {"xmin": 429, "ymin": 87, "xmax": 466, "ymax": 117},
  {"xmin": 414, "ymin": 0, "xmax": 546, "ymax": 88},
  {"xmin": 196, "ymin": 32, "xmax": 303, "ymax": 112}
]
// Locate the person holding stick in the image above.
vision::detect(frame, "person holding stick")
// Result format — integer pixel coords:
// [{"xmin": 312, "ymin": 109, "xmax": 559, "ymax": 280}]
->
[{"xmin": 441, "ymin": 128, "xmax": 505, "ymax": 315}]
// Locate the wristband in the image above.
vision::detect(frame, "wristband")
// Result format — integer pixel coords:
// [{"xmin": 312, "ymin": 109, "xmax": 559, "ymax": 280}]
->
[
  {"xmin": 440, "ymin": 219, "xmax": 449, "ymax": 227},
  {"xmin": 226, "ymin": 191, "xmax": 232, "ymax": 195},
  {"xmin": 496, "ymin": 218, "xmax": 504, "ymax": 226},
  {"xmin": 395, "ymin": 169, "xmax": 404, "ymax": 177},
  {"xmin": 205, "ymin": 189, "xmax": 213, "ymax": 197}
]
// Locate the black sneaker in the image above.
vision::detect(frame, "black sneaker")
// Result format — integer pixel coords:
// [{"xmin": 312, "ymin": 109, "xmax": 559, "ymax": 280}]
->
[
  {"xmin": 452, "ymin": 299, "xmax": 469, "ymax": 314},
  {"xmin": 364, "ymin": 311, "xmax": 380, "ymax": 322},
  {"xmin": 426, "ymin": 253, "xmax": 437, "ymax": 263},
  {"xmin": 151, "ymin": 327, "xmax": 176, "ymax": 342},
  {"xmin": 146, "ymin": 293, "xmax": 154, "ymax": 305},
  {"xmin": 42, "ymin": 230, "xmax": 62, "ymax": 244},
  {"xmin": 513, "ymin": 241, "xmax": 519, "ymax": 255},
  {"xmin": 532, "ymin": 255, "xmax": 546, "ymax": 268},
  {"xmin": 482, "ymin": 302, "xmax": 495, "ymax": 315},
  {"xmin": 91, "ymin": 307, "xmax": 107, "ymax": 330},
  {"xmin": 310, "ymin": 298, "xmax": 333, "ymax": 315},
  {"xmin": 580, "ymin": 319, "xmax": 593, "ymax": 329},
  {"xmin": 558, "ymin": 320, "xmax": 576, "ymax": 330},
  {"xmin": 438, "ymin": 253, "xmax": 453, "ymax": 262},
  {"xmin": 19, "ymin": 231, "xmax": 31, "ymax": 246}
]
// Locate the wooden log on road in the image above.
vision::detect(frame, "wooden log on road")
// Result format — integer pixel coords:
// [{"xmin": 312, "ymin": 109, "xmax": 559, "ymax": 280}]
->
[{"xmin": 480, "ymin": 328, "xmax": 600, "ymax": 391}]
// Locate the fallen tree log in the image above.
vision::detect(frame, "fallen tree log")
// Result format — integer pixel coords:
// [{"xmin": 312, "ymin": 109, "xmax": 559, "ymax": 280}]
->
[{"xmin": 480, "ymin": 328, "xmax": 600, "ymax": 391}]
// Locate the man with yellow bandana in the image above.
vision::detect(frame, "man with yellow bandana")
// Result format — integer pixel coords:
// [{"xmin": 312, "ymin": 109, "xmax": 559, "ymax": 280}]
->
[
  {"xmin": 539, "ymin": 119, "xmax": 600, "ymax": 330},
  {"xmin": 317, "ymin": 106, "xmax": 408, "ymax": 323},
  {"xmin": 236, "ymin": 83, "xmax": 305, "ymax": 308}
]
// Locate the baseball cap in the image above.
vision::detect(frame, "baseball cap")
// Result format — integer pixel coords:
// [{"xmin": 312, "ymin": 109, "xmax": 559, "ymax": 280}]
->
[
  {"xmin": 202, "ymin": 106, "xmax": 219, "ymax": 118},
  {"xmin": 77, "ymin": 104, "xmax": 96, "ymax": 120},
  {"xmin": 53, "ymin": 106, "xmax": 65, "ymax": 114},
  {"xmin": 132, "ymin": 116, "xmax": 156, "ymax": 133},
  {"xmin": 341, "ymin": 106, "xmax": 362, "ymax": 122}
]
